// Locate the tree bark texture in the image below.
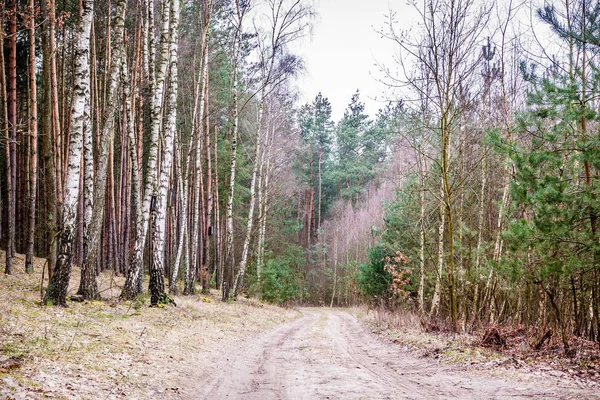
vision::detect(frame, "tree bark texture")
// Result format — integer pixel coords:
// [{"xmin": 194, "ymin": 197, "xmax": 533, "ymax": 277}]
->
[{"xmin": 45, "ymin": 0, "xmax": 94, "ymax": 306}]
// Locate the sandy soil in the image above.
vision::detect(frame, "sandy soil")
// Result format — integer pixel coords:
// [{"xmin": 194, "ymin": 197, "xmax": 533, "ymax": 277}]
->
[
  {"xmin": 198, "ymin": 308, "xmax": 599, "ymax": 399},
  {"xmin": 0, "ymin": 254, "xmax": 299, "ymax": 400}
]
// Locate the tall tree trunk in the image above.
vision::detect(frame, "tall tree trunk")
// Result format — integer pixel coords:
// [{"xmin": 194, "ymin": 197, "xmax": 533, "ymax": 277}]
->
[
  {"xmin": 0, "ymin": 1, "xmax": 5, "ymax": 256},
  {"xmin": 202, "ymin": 75, "xmax": 212, "ymax": 294},
  {"xmin": 317, "ymin": 150, "xmax": 322, "ymax": 230},
  {"xmin": 185, "ymin": 7, "xmax": 210, "ymax": 295},
  {"xmin": 122, "ymin": 0, "xmax": 158, "ymax": 300},
  {"xmin": 233, "ymin": 98, "xmax": 264, "ymax": 297},
  {"xmin": 170, "ymin": 141, "xmax": 187, "ymax": 294},
  {"xmin": 256, "ymin": 124, "xmax": 273, "ymax": 288},
  {"xmin": 79, "ymin": 0, "xmax": 127, "ymax": 300},
  {"xmin": 200, "ymin": 0, "xmax": 213, "ymax": 292},
  {"xmin": 45, "ymin": 0, "xmax": 94, "ymax": 306},
  {"xmin": 430, "ymin": 180, "xmax": 445, "ymax": 317},
  {"xmin": 40, "ymin": 4, "xmax": 58, "ymax": 279},
  {"xmin": 4, "ymin": 0, "xmax": 17, "ymax": 275},
  {"xmin": 213, "ymin": 122, "xmax": 222, "ymax": 289},
  {"xmin": 121, "ymin": 30, "xmax": 144, "ymax": 299},
  {"xmin": 223, "ymin": 39, "xmax": 241, "ymax": 301},
  {"xmin": 441, "ymin": 114, "xmax": 458, "ymax": 332},
  {"xmin": 417, "ymin": 146, "xmax": 426, "ymax": 314},
  {"xmin": 149, "ymin": 0, "xmax": 179, "ymax": 306},
  {"xmin": 25, "ymin": 0, "xmax": 39, "ymax": 273},
  {"xmin": 48, "ymin": 0, "xmax": 62, "ymax": 207}
]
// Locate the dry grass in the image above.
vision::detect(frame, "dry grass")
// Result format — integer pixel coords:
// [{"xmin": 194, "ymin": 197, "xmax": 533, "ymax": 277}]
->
[
  {"xmin": 359, "ymin": 306, "xmax": 600, "ymax": 389},
  {"xmin": 360, "ymin": 306, "xmax": 489, "ymax": 364},
  {"xmin": 0, "ymin": 251, "xmax": 300, "ymax": 399}
]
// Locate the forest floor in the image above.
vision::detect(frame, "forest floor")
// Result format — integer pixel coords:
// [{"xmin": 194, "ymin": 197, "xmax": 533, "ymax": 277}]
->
[
  {"xmin": 1, "ymin": 252, "xmax": 599, "ymax": 399},
  {"xmin": 362, "ymin": 308, "xmax": 600, "ymax": 396},
  {"xmin": 0, "ymin": 252, "xmax": 299, "ymax": 399}
]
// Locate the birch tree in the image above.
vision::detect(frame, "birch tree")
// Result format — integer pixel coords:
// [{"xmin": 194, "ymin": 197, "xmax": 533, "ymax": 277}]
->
[
  {"xmin": 78, "ymin": 0, "xmax": 128, "ymax": 299},
  {"xmin": 232, "ymin": 0, "xmax": 313, "ymax": 297},
  {"xmin": 223, "ymin": 0, "xmax": 251, "ymax": 300},
  {"xmin": 149, "ymin": 0, "xmax": 180, "ymax": 306},
  {"xmin": 122, "ymin": 0, "xmax": 166, "ymax": 300},
  {"xmin": 186, "ymin": 0, "xmax": 212, "ymax": 295},
  {"xmin": 383, "ymin": 0, "xmax": 490, "ymax": 330},
  {"xmin": 45, "ymin": 0, "xmax": 94, "ymax": 306}
]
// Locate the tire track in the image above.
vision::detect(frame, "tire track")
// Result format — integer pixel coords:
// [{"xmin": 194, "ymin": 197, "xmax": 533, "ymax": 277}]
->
[{"xmin": 196, "ymin": 309, "xmax": 598, "ymax": 399}]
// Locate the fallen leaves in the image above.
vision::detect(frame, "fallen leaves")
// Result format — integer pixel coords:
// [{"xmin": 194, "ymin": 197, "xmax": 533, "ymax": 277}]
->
[
  {"xmin": 0, "ymin": 356, "xmax": 24, "ymax": 373},
  {"xmin": 361, "ymin": 308, "xmax": 600, "ymax": 390}
]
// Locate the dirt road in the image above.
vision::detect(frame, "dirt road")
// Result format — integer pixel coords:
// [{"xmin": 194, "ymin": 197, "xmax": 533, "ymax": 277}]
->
[{"xmin": 198, "ymin": 309, "xmax": 596, "ymax": 399}]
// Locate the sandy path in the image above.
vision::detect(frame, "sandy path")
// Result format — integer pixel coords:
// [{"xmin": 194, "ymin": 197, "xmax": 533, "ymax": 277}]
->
[{"xmin": 198, "ymin": 308, "xmax": 597, "ymax": 399}]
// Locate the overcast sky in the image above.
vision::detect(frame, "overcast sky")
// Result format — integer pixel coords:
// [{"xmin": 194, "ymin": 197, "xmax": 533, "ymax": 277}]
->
[
  {"xmin": 291, "ymin": 0, "xmax": 417, "ymax": 120},
  {"xmin": 289, "ymin": 0, "xmax": 552, "ymax": 121}
]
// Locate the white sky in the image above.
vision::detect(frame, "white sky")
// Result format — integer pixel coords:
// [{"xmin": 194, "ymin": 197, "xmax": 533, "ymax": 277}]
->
[
  {"xmin": 292, "ymin": 0, "xmax": 418, "ymax": 120},
  {"xmin": 289, "ymin": 0, "xmax": 554, "ymax": 121}
]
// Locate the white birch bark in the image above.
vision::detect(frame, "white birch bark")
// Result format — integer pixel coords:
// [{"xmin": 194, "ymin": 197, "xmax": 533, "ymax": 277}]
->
[
  {"xmin": 186, "ymin": 11, "xmax": 211, "ymax": 295},
  {"xmin": 45, "ymin": 0, "xmax": 93, "ymax": 306},
  {"xmin": 123, "ymin": 0, "xmax": 168, "ymax": 299},
  {"xmin": 233, "ymin": 99, "xmax": 264, "ymax": 296},
  {"xmin": 149, "ymin": 0, "xmax": 179, "ymax": 305},
  {"xmin": 256, "ymin": 124, "xmax": 274, "ymax": 286},
  {"xmin": 79, "ymin": 0, "xmax": 127, "ymax": 299},
  {"xmin": 230, "ymin": 0, "xmax": 311, "ymax": 296},
  {"xmin": 170, "ymin": 141, "xmax": 187, "ymax": 294},
  {"xmin": 223, "ymin": 14, "xmax": 242, "ymax": 300}
]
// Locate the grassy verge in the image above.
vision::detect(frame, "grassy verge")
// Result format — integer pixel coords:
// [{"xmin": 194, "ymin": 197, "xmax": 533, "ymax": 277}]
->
[
  {"xmin": 0, "ymin": 252, "xmax": 299, "ymax": 399},
  {"xmin": 358, "ymin": 306, "xmax": 600, "ymax": 388}
]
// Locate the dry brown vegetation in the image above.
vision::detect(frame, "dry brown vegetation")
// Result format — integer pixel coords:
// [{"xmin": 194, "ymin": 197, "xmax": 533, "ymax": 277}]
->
[
  {"xmin": 361, "ymin": 307, "xmax": 600, "ymax": 390},
  {"xmin": 0, "ymin": 252, "xmax": 299, "ymax": 399}
]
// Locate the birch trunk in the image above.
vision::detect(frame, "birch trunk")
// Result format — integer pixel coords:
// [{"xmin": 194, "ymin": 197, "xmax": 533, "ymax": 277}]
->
[
  {"xmin": 78, "ymin": 0, "xmax": 127, "ymax": 299},
  {"xmin": 200, "ymin": 2, "xmax": 213, "ymax": 291},
  {"xmin": 202, "ymin": 77, "xmax": 213, "ymax": 293},
  {"xmin": 256, "ymin": 124, "xmax": 274, "ymax": 287},
  {"xmin": 213, "ymin": 123, "xmax": 222, "ymax": 289},
  {"xmin": 170, "ymin": 142, "xmax": 187, "ymax": 294},
  {"xmin": 185, "ymin": 9, "xmax": 210, "ymax": 295},
  {"xmin": 122, "ymin": 0, "xmax": 166, "ymax": 299},
  {"xmin": 149, "ymin": 0, "xmax": 179, "ymax": 306},
  {"xmin": 45, "ymin": 0, "xmax": 94, "ymax": 306},
  {"xmin": 223, "ymin": 25, "xmax": 241, "ymax": 301},
  {"xmin": 233, "ymin": 99, "xmax": 264, "ymax": 297}
]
